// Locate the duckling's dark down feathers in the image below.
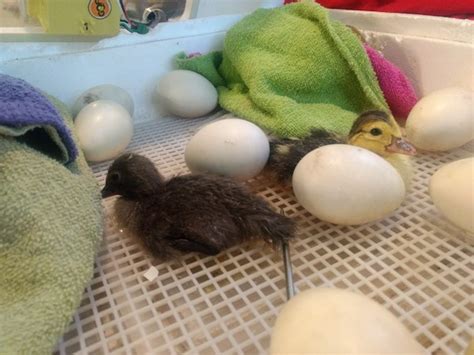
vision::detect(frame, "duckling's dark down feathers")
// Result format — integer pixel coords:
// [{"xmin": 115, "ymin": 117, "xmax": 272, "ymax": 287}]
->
[
  {"xmin": 268, "ymin": 128, "xmax": 342, "ymax": 184},
  {"xmin": 105, "ymin": 154, "xmax": 295, "ymax": 260}
]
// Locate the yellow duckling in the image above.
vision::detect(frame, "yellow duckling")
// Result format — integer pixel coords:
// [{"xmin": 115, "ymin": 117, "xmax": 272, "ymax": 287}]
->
[{"xmin": 267, "ymin": 110, "xmax": 416, "ymax": 188}]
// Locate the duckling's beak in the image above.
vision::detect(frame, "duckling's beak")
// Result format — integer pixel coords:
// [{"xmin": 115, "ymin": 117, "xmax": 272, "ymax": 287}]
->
[
  {"xmin": 386, "ymin": 136, "xmax": 417, "ymax": 156},
  {"xmin": 101, "ymin": 186, "xmax": 114, "ymax": 199}
]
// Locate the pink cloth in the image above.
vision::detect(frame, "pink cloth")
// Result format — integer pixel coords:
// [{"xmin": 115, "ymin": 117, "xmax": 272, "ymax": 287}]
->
[{"xmin": 365, "ymin": 44, "xmax": 418, "ymax": 119}]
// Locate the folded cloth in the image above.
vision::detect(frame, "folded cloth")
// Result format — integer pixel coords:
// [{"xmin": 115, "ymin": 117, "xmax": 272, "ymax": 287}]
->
[
  {"xmin": 177, "ymin": 2, "xmax": 392, "ymax": 138},
  {"xmin": 0, "ymin": 80, "xmax": 102, "ymax": 353},
  {"xmin": 285, "ymin": 0, "xmax": 474, "ymax": 19},
  {"xmin": 0, "ymin": 74, "xmax": 77, "ymax": 164},
  {"xmin": 178, "ymin": 45, "xmax": 418, "ymax": 122},
  {"xmin": 364, "ymin": 44, "xmax": 418, "ymax": 119}
]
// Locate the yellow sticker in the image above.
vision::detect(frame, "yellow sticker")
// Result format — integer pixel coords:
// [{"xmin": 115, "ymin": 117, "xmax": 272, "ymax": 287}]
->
[{"xmin": 88, "ymin": 0, "xmax": 112, "ymax": 19}]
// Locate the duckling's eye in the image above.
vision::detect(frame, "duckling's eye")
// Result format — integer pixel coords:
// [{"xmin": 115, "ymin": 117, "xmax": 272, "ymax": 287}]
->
[
  {"xmin": 370, "ymin": 128, "xmax": 383, "ymax": 136},
  {"xmin": 109, "ymin": 172, "xmax": 121, "ymax": 183}
]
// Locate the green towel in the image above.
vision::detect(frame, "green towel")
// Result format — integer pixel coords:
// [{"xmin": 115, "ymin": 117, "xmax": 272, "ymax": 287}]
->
[
  {"xmin": 176, "ymin": 2, "xmax": 390, "ymax": 138},
  {"xmin": 0, "ymin": 97, "xmax": 103, "ymax": 353}
]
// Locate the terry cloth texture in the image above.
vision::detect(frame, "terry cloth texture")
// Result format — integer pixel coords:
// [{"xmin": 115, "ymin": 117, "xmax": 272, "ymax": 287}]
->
[
  {"xmin": 364, "ymin": 44, "xmax": 418, "ymax": 119},
  {"xmin": 176, "ymin": 2, "xmax": 392, "ymax": 138},
  {"xmin": 0, "ymin": 74, "xmax": 77, "ymax": 164},
  {"xmin": 0, "ymin": 79, "xmax": 103, "ymax": 354}
]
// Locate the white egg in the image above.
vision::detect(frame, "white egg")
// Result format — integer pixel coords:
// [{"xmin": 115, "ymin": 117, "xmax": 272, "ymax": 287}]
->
[
  {"xmin": 430, "ymin": 157, "xmax": 474, "ymax": 234},
  {"xmin": 292, "ymin": 144, "xmax": 405, "ymax": 225},
  {"xmin": 406, "ymin": 87, "xmax": 473, "ymax": 151},
  {"xmin": 72, "ymin": 84, "xmax": 134, "ymax": 117},
  {"xmin": 156, "ymin": 70, "xmax": 218, "ymax": 118},
  {"xmin": 270, "ymin": 288, "xmax": 424, "ymax": 355},
  {"xmin": 74, "ymin": 100, "xmax": 134, "ymax": 163},
  {"xmin": 185, "ymin": 118, "xmax": 269, "ymax": 180}
]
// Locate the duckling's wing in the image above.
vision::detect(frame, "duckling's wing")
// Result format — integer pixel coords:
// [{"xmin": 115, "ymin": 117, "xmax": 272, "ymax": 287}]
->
[
  {"xmin": 267, "ymin": 129, "xmax": 342, "ymax": 184},
  {"xmin": 166, "ymin": 212, "xmax": 241, "ymax": 256}
]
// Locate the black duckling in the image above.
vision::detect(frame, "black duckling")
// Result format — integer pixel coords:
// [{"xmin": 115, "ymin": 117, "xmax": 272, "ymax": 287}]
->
[
  {"xmin": 101, "ymin": 153, "xmax": 295, "ymax": 260},
  {"xmin": 267, "ymin": 110, "xmax": 417, "ymax": 187}
]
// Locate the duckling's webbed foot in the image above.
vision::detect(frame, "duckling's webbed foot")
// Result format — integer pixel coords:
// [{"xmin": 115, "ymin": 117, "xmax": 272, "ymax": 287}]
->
[
  {"xmin": 166, "ymin": 235, "xmax": 220, "ymax": 256},
  {"xmin": 243, "ymin": 210, "xmax": 296, "ymax": 248},
  {"xmin": 161, "ymin": 212, "xmax": 242, "ymax": 257}
]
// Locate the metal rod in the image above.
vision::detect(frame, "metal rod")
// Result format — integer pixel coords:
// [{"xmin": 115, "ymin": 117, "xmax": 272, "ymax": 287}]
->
[{"xmin": 282, "ymin": 241, "xmax": 295, "ymax": 300}]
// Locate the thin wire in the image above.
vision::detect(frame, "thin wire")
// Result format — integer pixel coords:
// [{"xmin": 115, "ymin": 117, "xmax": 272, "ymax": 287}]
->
[
  {"xmin": 282, "ymin": 241, "xmax": 295, "ymax": 300},
  {"xmin": 119, "ymin": 0, "xmax": 132, "ymax": 25},
  {"xmin": 279, "ymin": 207, "xmax": 296, "ymax": 300}
]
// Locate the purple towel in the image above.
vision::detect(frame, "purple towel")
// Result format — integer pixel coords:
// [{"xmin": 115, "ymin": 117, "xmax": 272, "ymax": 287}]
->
[
  {"xmin": 365, "ymin": 45, "xmax": 418, "ymax": 120},
  {"xmin": 0, "ymin": 74, "xmax": 77, "ymax": 164}
]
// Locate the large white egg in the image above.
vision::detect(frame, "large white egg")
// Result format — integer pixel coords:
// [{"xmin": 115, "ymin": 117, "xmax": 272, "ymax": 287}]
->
[
  {"xmin": 406, "ymin": 87, "xmax": 473, "ymax": 151},
  {"xmin": 465, "ymin": 338, "xmax": 474, "ymax": 355},
  {"xmin": 185, "ymin": 118, "xmax": 269, "ymax": 180},
  {"xmin": 74, "ymin": 100, "xmax": 134, "ymax": 162},
  {"xmin": 72, "ymin": 84, "xmax": 134, "ymax": 117},
  {"xmin": 270, "ymin": 288, "xmax": 424, "ymax": 355},
  {"xmin": 156, "ymin": 70, "xmax": 218, "ymax": 118},
  {"xmin": 430, "ymin": 157, "xmax": 474, "ymax": 234},
  {"xmin": 292, "ymin": 144, "xmax": 405, "ymax": 225}
]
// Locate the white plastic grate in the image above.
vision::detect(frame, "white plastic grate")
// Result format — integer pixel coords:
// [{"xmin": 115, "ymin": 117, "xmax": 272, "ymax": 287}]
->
[{"xmin": 55, "ymin": 113, "xmax": 473, "ymax": 355}]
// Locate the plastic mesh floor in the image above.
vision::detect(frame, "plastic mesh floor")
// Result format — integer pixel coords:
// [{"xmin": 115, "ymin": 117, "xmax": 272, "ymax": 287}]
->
[{"xmin": 55, "ymin": 113, "xmax": 473, "ymax": 355}]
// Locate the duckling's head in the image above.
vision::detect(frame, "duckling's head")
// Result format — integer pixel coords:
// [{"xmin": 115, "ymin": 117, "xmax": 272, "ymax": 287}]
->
[
  {"xmin": 101, "ymin": 153, "xmax": 164, "ymax": 199},
  {"xmin": 348, "ymin": 110, "xmax": 416, "ymax": 157}
]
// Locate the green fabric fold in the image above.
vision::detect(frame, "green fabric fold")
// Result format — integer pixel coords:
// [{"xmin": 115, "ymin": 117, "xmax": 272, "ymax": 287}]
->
[
  {"xmin": 0, "ymin": 124, "xmax": 69, "ymax": 164},
  {"xmin": 176, "ymin": 2, "xmax": 390, "ymax": 138},
  {"xmin": 0, "ymin": 96, "xmax": 103, "ymax": 354}
]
